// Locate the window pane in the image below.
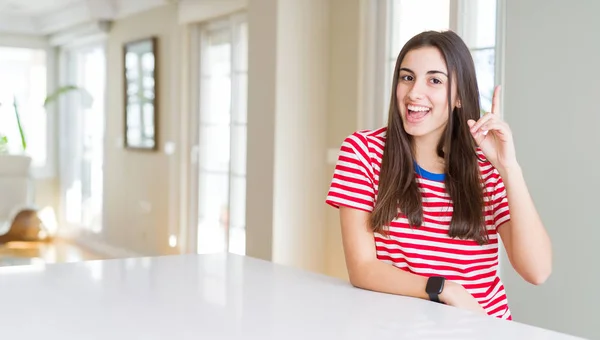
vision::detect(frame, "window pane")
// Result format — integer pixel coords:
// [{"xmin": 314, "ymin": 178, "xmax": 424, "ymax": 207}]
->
[
  {"xmin": 230, "ymin": 125, "xmax": 246, "ymax": 176},
  {"xmin": 143, "ymin": 103, "xmax": 155, "ymax": 138},
  {"xmin": 126, "ymin": 53, "xmax": 139, "ymax": 77},
  {"xmin": 228, "ymin": 175, "xmax": 246, "ymax": 255},
  {"xmin": 66, "ymin": 180, "xmax": 82, "ymax": 224},
  {"xmin": 127, "ymin": 103, "xmax": 141, "ymax": 127},
  {"xmin": 79, "ymin": 46, "xmax": 106, "ymax": 233},
  {"xmin": 197, "ymin": 171, "xmax": 229, "ymax": 254},
  {"xmin": 127, "ymin": 127, "xmax": 142, "ymax": 144},
  {"xmin": 232, "ymin": 73, "xmax": 247, "ymax": 124},
  {"xmin": 235, "ymin": 21, "xmax": 248, "ymax": 72},
  {"xmin": 200, "ymin": 73, "xmax": 231, "ymax": 125},
  {"xmin": 200, "ymin": 28, "xmax": 232, "ymax": 125},
  {"xmin": 22, "ymin": 104, "xmax": 47, "ymax": 167},
  {"xmin": 472, "ymin": 48, "xmax": 495, "ymax": 113},
  {"xmin": 463, "ymin": 0, "xmax": 497, "ymax": 48},
  {"xmin": 199, "ymin": 125, "xmax": 231, "ymax": 173},
  {"xmin": 390, "ymin": 0, "xmax": 450, "ymax": 59},
  {"xmin": 0, "ymin": 47, "xmax": 47, "ymax": 166},
  {"xmin": 201, "ymin": 29, "xmax": 231, "ymax": 77},
  {"xmin": 141, "ymin": 53, "xmax": 155, "ymax": 73},
  {"xmin": 196, "ymin": 17, "xmax": 248, "ymax": 256}
]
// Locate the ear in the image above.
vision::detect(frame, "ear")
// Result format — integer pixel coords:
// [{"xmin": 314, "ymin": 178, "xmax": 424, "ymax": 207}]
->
[{"xmin": 456, "ymin": 99, "xmax": 461, "ymax": 108}]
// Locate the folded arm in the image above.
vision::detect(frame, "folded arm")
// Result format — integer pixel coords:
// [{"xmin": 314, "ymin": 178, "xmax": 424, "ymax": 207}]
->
[
  {"xmin": 339, "ymin": 206, "xmax": 484, "ymax": 313},
  {"xmin": 340, "ymin": 206, "xmax": 432, "ymax": 298}
]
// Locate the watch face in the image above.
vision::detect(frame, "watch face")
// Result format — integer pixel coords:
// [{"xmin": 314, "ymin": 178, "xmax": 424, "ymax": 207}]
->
[{"xmin": 426, "ymin": 276, "xmax": 445, "ymax": 294}]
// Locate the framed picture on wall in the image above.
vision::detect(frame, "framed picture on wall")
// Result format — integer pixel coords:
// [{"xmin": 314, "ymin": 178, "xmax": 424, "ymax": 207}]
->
[{"xmin": 123, "ymin": 36, "xmax": 158, "ymax": 150}]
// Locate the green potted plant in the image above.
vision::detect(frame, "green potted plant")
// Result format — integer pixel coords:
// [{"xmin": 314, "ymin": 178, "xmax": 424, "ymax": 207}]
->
[
  {"xmin": 0, "ymin": 85, "xmax": 82, "ymax": 154},
  {"xmin": 0, "ymin": 85, "xmax": 87, "ymax": 240}
]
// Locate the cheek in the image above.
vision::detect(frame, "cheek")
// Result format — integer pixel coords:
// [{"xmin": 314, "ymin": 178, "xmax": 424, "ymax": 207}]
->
[
  {"xmin": 432, "ymin": 98, "xmax": 450, "ymax": 117},
  {"xmin": 432, "ymin": 93, "xmax": 451, "ymax": 121},
  {"xmin": 433, "ymin": 92, "xmax": 449, "ymax": 106},
  {"xmin": 396, "ymin": 84, "xmax": 408, "ymax": 102}
]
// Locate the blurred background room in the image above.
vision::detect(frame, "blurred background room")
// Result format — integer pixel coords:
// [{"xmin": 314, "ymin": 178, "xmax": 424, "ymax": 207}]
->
[{"xmin": 0, "ymin": 0, "xmax": 597, "ymax": 339}]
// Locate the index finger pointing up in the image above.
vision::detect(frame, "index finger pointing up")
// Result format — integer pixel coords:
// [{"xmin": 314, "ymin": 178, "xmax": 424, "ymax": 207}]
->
[{"xmin": 491, "ymin": 85, "xmax": 501, "ymax": 114}]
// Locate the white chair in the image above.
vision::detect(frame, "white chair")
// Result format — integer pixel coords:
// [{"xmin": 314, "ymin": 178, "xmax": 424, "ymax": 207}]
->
[{"xmin": 0, "ymin": 154, "xmax": 33, "ymax": 235}]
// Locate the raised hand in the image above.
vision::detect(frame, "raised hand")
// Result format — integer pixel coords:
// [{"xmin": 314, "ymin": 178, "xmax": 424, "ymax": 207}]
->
[{"xmin": 467, "ymin": 85, "xmax": 518, "ymax": 172}]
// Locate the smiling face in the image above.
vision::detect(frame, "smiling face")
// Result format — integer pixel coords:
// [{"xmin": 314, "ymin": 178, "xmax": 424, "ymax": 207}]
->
[{"xmin": 396, "ymin": 46, "xmax": 460, "ymax": 141}]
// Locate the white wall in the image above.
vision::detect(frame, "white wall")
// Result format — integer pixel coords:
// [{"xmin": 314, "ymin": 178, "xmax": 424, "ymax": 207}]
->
[
  {"xmin": 246, "ymin": 0, "xmax": 331, "ymax": 274},
  {"xmin": 103, "ymin": 4, "xmax": 183, "ymax": 255},
  {"xmin": 271, "ymin": 0, "xmax": 330, "ymax": 272},
  {"xmin": 325, "ymin": 0, "xmax": 362, "ymax": 279},
  {"xmin": 245, "ymin": 0, "xmax": 366, "ymax": 276},
  {"xmin": 245, "ymin": 0, "xmax": 277, "ymax": 262},
  {"xmin": 501, "ymin": 1, "xmax": 600, "ymax": 339}
]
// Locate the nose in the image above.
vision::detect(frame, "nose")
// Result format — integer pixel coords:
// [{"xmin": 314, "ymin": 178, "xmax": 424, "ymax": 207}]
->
[{"xmin": 407, "ymin": 79, "xmax": 426, "ymax": 101}]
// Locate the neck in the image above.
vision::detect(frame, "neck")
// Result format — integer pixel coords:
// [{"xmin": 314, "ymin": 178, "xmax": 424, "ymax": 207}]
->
[{"xmin": 412, "ymin": 133, "xmax": 445, "ymax": 173}]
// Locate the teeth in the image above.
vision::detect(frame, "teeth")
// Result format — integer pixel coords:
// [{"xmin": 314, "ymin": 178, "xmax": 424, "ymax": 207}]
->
[{"xmin": 407, "ymin": 104, "xmax": 430, "ymax": 112}]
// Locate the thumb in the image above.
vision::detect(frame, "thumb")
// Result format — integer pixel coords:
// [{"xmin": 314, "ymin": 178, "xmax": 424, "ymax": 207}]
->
[{"xmin": 467, "ymin": 119, "xmax": 483, "ymax": 145}]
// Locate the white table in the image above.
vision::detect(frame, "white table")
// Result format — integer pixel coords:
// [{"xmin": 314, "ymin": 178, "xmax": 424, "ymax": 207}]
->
[{"xmin": 0, "ymin": 253, "xmax": 584, "ymax": 339}]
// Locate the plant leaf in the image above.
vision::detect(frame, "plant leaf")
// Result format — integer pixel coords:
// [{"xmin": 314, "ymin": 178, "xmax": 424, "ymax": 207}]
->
[
  {"xmin": 12, "ymin": 97, "xmax": 26, "ymax": 150},
  {"xmin": 43, "ymin": 85, "xmax": 80, "ymax": 107}
]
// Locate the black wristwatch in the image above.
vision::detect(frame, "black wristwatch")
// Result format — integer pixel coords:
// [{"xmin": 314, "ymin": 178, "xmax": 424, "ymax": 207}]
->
[{"xmin": 425, "ymin": 276, "xmax": 446, "ymax": 303}]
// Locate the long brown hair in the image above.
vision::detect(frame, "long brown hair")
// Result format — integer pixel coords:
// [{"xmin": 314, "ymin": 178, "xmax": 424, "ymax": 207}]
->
[{"xmin": 370, "ymin": 30, "xmax": 488, "ymax": 245}]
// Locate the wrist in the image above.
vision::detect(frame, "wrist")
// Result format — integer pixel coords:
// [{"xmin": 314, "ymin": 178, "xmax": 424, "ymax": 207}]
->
[
  {"xmin": 425, "ymin": 276, "xmax": 446, "ymax": 303},
  {"xmin": 439, "ymin": 281, "xmax": 460, "ymax": 304},
  {"xmin": 497, "ymin": 163, "xmax": 522, "ymax": 178}
]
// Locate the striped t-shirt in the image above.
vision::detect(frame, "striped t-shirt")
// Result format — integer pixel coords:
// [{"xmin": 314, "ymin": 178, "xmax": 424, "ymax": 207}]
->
[{"xmin": 325, "ymin": 127, "xmax": 512, "ymax": 320}]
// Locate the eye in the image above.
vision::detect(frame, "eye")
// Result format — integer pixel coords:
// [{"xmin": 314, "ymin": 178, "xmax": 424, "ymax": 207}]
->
[
  {"xmin": 430, "ymin": 78, "xmax": 443, "ymax": 85},
  {"xmin": 400, "ymin": 74, "xmax": 413, "ymax": 81}
]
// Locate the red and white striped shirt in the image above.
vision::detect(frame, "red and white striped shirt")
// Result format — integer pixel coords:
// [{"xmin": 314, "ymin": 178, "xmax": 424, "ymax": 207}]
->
[{"xmin": 326, "ymin": 127, "xmax": 512, "ymax": 320}]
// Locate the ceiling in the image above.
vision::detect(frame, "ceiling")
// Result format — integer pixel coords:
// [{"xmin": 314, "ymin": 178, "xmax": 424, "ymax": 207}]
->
[
  {"xmin": 0, "ymin": 0, "xmax": 176, "ymax": 36},
  {"xmin": 0, "ymin": 0, "xmax": 80, "ymax": 15},
  {"xmin": 0, "ymin": 0, "xmax": 78, "ymax": 15}
]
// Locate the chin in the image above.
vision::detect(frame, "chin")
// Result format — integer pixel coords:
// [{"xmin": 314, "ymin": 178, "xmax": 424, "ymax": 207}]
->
[
  {"xmin": 402, "ymin": 121, "xmax": 429, "ymax": 137},
  {"xmin": 405, "ymin": 129, "xmax": 429, "ymax": 138},
  {"xmin": 401, "ymin": 114, "xmax": 446, "ymax": 139}
]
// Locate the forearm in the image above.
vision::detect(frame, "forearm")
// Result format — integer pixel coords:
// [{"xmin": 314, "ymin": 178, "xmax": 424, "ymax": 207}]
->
[
  {"xmin": 350, "ymin": 260, "xmax": 431, "ymax": 299},
  {"xmin": 350, "ymin": 260, "xmax": 466, "ymax": 306},
  {"xmin": 500, "ymin": 165, "xmax": 552, "ymax": 283}
]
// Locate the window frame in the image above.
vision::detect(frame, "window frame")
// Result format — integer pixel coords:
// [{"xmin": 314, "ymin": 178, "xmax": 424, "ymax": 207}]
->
[
  {"xmin": 57, "ymin": 34, "xmax": 108, "ymax": 232},
  {"xmin": 0, "ymin": 37, "xmax": 58, "ymax": 179},
  {"xmin": 187, "ymin": 12, "xmax": 248, "ymax": 255},
  {"xmin": 361, "ymin": 0, "xmax": 505, "ymax": 129}
]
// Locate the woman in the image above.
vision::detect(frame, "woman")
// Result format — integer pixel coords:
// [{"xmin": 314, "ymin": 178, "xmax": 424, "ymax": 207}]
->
[{"xmin": 325, "ymin": 30, "xmax": 552, "ymax": 320}]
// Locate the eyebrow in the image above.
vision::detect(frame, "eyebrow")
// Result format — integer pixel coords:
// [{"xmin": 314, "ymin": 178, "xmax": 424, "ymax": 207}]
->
[{"xmin": 399, "ymin": 67, "xmax": 448, "ymax": 77}]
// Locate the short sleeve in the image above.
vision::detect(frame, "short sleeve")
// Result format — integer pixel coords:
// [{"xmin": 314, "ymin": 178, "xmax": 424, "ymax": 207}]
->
[
  {"xmin": 325, "ymin": 132, "xmax": 376, "ymax": 213},
  {"xmin": 490, "ymin": 169, "xmax": 511, "ymax": 230}
]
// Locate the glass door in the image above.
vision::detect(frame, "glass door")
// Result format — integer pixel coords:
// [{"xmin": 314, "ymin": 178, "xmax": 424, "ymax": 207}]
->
[
  {"xmin": 194, "ymin": 14, "xmax": 248, "ymax": 255},
  {"xmin": 61, "ymin": 45, "xmax": 106, "ymax": 233}
]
